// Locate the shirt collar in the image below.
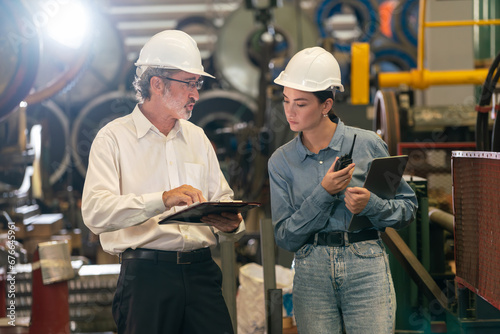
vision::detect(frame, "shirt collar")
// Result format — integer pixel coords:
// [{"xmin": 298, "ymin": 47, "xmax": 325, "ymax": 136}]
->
[
  {"xmin": 294, "ymin": 117, "xmax": 346, "ymax": 161},
  {"xmin": 167, "ymin": 119, "xmax": 185, "ymax": 142},
  {"xmin": 132, "ymin": 105, "xmax": 185, "ymax": 141},
  {"xmin": 329, "ymin": 118, "xmax": 345, "ymax": 151},
  {"xmin": 132, "ymin": 105, "xmax": 154, "ymax": 139}
]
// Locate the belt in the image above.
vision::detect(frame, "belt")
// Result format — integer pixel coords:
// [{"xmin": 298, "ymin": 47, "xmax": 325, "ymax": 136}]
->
[
  {"xmin": 306, "ymin": 229, "xmax": 379, "ymax": 247},
  {"xmin": 121, "ymin": 247, "xmax": 211, "ymax": 264}
]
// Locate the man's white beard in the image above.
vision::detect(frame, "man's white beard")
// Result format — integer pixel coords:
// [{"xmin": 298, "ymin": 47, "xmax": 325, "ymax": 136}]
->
[{"xmin": 162, "ymin": 89, "xmax": 192, "ymax": 120}]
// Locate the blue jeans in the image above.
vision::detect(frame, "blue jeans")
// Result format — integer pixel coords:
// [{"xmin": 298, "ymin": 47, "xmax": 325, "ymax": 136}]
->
[{"xmin": 293, "ymin": 239, "xmax": 396, "ymax": 334}]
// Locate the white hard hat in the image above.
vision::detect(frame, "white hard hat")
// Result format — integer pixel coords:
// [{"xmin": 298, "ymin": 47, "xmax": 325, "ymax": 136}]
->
[
  {"xmin": 274, "ymin": 47, "xmax": 344, "ymax": 92},
  {"xmin": 135, "ymin": 30, "xmax": 215, "ymax": 78}
]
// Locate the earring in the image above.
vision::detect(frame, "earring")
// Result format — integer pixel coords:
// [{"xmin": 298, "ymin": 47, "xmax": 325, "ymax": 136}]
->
[{"xmin": 323, "ymin": 114, "xmax": 328, "ymax": 118}]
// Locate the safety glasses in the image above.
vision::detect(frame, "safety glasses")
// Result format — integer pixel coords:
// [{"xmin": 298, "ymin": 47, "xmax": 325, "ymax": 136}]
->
[{"xmin": 159, "ymin": 76, "xmax": 204, "ymax": 90}]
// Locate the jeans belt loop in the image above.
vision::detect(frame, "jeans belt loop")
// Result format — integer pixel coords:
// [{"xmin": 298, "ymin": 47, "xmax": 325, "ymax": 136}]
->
[{"xmin": 344, "ymin": 231, "xmax": 350, "ymax": 246}]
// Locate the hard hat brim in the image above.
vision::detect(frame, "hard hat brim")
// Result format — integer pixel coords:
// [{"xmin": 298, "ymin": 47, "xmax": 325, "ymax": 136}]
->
[
  {"xmin": 274, "ymin": 77, "xmax": 344, "ymax": 93},
  {"xmin": 135, "ymin": 63, "xmax": 215, "ymax": 79}
]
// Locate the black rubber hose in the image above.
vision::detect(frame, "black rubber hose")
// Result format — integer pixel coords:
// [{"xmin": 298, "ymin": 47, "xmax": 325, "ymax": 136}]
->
[
  {"xmin": 479, "ymin": 53, "xmax": 500, "ymax": 105},
  {"xmin": 489, "ymin": 67, "xmax": 500, "ymax": 152},
  {"xmin": 476, "ymin": 112, "xmax": 490, "ymax": 151},
  {"xmin": 492, "ymin": 109, "xmax": 500, "ymax": 152},
  {"xmin": 476, "ymin": 51, "xmax": 500, "ymax": 150}
]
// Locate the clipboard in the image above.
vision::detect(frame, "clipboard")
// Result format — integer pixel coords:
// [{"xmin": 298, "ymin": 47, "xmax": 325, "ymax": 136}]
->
[
  {"xmin": 158, "ymin": 201, "xmax": 261, "ymax": 224},
  {"xmin": 348, "ymin": 155, "xmax": 409, "ymax": 231}
]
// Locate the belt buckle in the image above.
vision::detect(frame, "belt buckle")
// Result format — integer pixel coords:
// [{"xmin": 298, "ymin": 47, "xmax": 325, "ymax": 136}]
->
[
  {"xmin": 177, "ymin": 252, "xmax": 191, "ymax": 264},
  {"xmin": 327, "ymin": 232, "xmax": 344, "ymax": 247}
]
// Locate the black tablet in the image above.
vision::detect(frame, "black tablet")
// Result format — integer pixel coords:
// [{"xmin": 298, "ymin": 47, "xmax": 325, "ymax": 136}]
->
[
  {"xmin": 348, "ymin": 155, "xmax": 409, "ymax": 231},
  {"xmin": 158, "ymin": 201, "xmax": 261, "ymax": 224}
]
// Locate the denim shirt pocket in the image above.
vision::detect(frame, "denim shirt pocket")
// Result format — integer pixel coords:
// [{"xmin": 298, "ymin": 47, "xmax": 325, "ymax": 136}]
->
[
  {"xmin": 294, "ymin": 243, "xmax": 314, "ymax": 259},
  {"xmin": 350, "ymin": 239, "xmax": 385, "ymax": 258}
]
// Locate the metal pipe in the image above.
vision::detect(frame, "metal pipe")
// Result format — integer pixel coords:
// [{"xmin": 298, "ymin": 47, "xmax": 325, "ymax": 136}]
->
[
  {"xmin": 381, "ymin": 227, "xmax": 448, "ymax": 310},
  {"xmin": 267, "ymin": 289, "xmax": 283, "ymax": 334},
  {"xmin": 425, "ymin": 19, "xmax": 500, "ymax": 28},
  {"xmin": 378, "ymin": 68, "xmax": 489, "ymax": 89},
  {"xmin": 351, "ymin": 43, "xmax": 370, "ymax": 105},
  {"xmin": 379, "ymin": 0, "xmax": 496, "ymax": 90},
  {"xmin": 260, "ymin": 218, "xmax": 281, "ymax": 333},
  {"xmin": 428, "ymin": 206, "xmax": 454, "ymax": 233},
  {"xmin": 417, "ymin": 0, "xmax": 426, "ymax": 71},
  {"xmin": 260, "ymin": 218, "xmax": 277, "ymax": 291},
  {"xmin": 220, "ymin": 241, "xmax": 237, "ymax": 333},
  {"xmin": 351, "ymin": 6, "xmax": 497, "ymax": 101}
]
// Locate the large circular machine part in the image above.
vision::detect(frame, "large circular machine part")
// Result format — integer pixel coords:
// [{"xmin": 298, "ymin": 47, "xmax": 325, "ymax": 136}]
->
[
  {"xmin": 191, "ymin": 90, "xmax": 257, "ymax": 197},
  {"xmin": 21, "ymin": 1, "xmax": 93, "ymax": 106},
  {"xmin": 53, "ymin": 9, "xmax": 125, "ymax": 107},
  {"xmin": 316, "ymin": 0, "xmax": 379, "ymax": 52},
  {"xmin": 26, "ymin": 100, "xmax": 70, "ymax": 185},
  {"xmin": 215, "ymin": 4, "xmax": 319, "ymax": 99},
  {"xmin": 191, "ymin": 90, "xmax": 256, "ymax": 158},
  {"xmin": 176, "ymin": 16, "xmax": 219, "ymax": 87},
  {"xmin": 71, "ymin": 91, "xmax": 137, "ymax": 178},
  {"xmin": 0, "ymin": 107, "xmax": 33, "ymax": 191},
  {"xmin": 392, "ymin": 0, "xmax": 419, "ymax": 47},
  {"xmin": 373, "ymin": 90, "xmax": 401, "ymax": 155},
  {"xmin": 0, "ymin": 0, "xmax": 40, "ymax": 122},
  {"xmin": 369, "ymin": 42, "xmax": 417, "ymax": 101},
  {"xmin": 378, "ymin": 0, "xmax": 399, "ymax": 39},
  {"xmin": 371, "ymin": 43, "xmax": 417, "ymax": 73}
]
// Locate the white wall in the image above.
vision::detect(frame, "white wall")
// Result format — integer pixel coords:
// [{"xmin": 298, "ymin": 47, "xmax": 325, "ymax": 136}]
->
[{"xmin": 422, "ymin": 0, "xmax": 475, "ymax": 107}]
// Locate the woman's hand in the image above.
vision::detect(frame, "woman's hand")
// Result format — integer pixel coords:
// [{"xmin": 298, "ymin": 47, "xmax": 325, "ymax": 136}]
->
[
  {"xmin": 321, "ymin": 157, "xmax": 355, "ymax": 195},
  {"xmin": 344, "ymin": 187, "xmax": 370, "ymax": 214}
]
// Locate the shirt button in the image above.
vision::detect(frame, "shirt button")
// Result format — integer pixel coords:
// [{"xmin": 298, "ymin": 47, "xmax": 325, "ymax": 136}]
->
[{"xmin": 319, "ymin": 161, "xmax": 323, "ymax": 164}]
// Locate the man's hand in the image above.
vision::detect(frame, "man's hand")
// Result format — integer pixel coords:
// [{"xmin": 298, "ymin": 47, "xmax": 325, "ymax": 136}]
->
[
  {"xmin": 344, "ymin": 187, "xmax": 370, "ymax": 214},
  {"xmin": 321, "ymin": 157, "xmax": 355, "ymax": 195},
  {"xmin": 162, "ymin": 184, "xmax": 206, "ymax": 210},
  {"xmin": 201, "ymin": 212, "xmax": 243, "ymax": 233}
]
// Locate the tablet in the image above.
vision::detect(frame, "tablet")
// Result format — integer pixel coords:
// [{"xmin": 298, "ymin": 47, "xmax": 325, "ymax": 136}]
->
[
  {"xmin": 158, "ymin": 201, "xmax": 261, "ymax": 224},
  {"xmin": 348, "ymin": 155, "xmax": 409, "ymax": 231}
]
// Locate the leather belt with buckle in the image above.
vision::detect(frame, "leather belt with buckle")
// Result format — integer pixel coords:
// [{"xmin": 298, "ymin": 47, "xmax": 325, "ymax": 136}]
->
[
  {"xmin": 121, "ymin": 247, "xmax": 211, "ymax": 264},
  {"xmin": 306, "ymin": 229, "xmax": 379, "ymax": 247}
]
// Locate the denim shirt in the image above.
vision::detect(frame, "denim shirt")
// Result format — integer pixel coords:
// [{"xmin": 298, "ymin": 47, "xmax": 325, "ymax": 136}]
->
[{"xmin": 268, "ymin": 118, "xmax": 418, "ymax": 252}]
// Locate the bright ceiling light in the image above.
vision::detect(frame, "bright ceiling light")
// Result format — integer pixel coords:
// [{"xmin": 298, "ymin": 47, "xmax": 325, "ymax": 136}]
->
[{"xmin": 45, "ymin": 1, "xmax": 90, "ymax": 49}]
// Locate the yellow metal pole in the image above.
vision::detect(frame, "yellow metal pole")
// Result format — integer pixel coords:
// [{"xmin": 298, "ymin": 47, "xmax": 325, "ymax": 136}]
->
[
  {"xmin": 378, "ymin": 68, "xmax": 489, "ymax": 89},
  {"xmin": 417, "ymin": 0, "xmax": 427, "ymax": 72},
  {"xmin": 350, "ymin": 43, "xmax": 370, "ymax": 105},
  {"xmin": 378, "ymin": 0, "xmax": 490, "ymax": 91},
  {"xmin": 349, "ymin": 0, "xmax": 498, "ymax": 104},
  {"xmin": 425, "ymin": 19, "xmax": 500, "ymax": 28}
]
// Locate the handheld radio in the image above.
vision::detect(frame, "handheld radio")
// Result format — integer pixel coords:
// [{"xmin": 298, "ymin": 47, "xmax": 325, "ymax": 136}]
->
[{"xmin": 333, "ymin": 134, "xmax": 357, "ymax": 171}]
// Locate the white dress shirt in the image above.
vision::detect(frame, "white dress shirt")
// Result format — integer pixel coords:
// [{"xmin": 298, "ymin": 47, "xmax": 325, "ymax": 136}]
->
[{"xmin": 82, "ymin": 105, "xmax": 245, "ymax": 255}]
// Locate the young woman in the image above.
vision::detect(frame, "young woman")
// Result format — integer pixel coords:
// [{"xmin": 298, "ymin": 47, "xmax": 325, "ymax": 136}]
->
[{"xmin": 268, "ymin": 47, "xmax": 418, "ymax": 333}]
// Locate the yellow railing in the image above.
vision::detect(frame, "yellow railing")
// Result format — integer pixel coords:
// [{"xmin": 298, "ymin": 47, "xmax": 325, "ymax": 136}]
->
[{"xmin": 350, "ymin": 0, "xmax": 500, "ymax": 104}]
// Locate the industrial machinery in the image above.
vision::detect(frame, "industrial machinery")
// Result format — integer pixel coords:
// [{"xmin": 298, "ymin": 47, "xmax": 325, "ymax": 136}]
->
[
  {"xmin": 1, "ymin": 1, "xmax": 500, "ymax": 333},
  {"xmin": 356, "ymin": 1, "xmax": 500, "ymax": 333}
]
